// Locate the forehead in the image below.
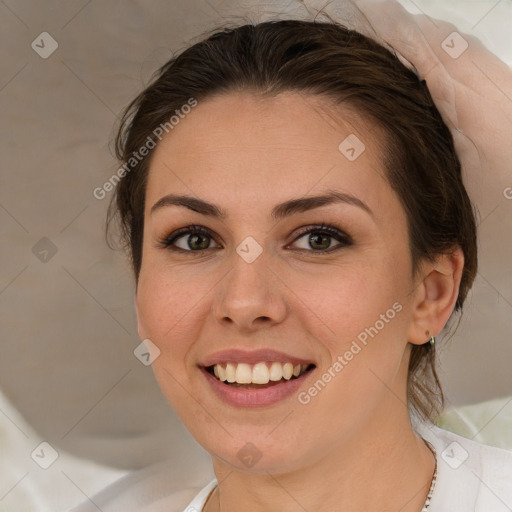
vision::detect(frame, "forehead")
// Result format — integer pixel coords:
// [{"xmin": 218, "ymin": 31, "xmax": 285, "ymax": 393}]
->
[{"xmin": 145, "ymin": 91, "xmax": 391, "ymax": 217}]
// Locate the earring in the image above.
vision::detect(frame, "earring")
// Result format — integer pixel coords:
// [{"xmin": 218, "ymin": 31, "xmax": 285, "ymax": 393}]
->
[{"xmin": 425, "ymin": 330, "xmax": 435, "ymax": 346}]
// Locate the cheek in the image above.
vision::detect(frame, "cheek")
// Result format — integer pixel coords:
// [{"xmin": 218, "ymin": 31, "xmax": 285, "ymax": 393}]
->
[
  {"xmin": 310, "ymin": 251, "xmax": 412, "ymax": 394},
  {"xmin": 136, "ymin": 266, "xmax": 207, "ymax": 356},
  {"xmin": 308, "ymin": 254, "xmax": 407, "ymax": 343},
  {"xmin": 135, "ymin": 268, "xmax": 206, "ymax": 407},
  {"xmin": 303, "ymin": 269, "xmax": 410, "ymax": 418}
]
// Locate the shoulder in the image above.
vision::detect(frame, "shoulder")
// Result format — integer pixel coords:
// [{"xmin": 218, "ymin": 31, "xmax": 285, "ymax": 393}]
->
[
  {"xmin": 430, "ymin": 422, "xmax": 512, "ymax": 473},
  {"xmin": 416, "ymin": 421, "xmax": 512, "ymax": 511},
  {"xmin": 68, "ymin": 456, "xmax": 215, "ymax": 512}
]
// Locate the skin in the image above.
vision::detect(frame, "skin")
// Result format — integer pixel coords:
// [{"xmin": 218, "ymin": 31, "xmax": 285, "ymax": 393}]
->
[{"xmin": 135, "ymin": 91, "xmax": 464, "ymax": 512}]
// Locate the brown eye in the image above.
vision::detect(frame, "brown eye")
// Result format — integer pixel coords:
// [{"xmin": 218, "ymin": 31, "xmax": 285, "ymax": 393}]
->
[
  {"xmin": 158, "ymin": 223, "xmax": 352, "ymax": 255},
  {"xmin": 159, "ymin": 226, "xmax": 220, "ymax": 252},
  {"xmin": 291, "ymin": 224, "xmax": 353, "ymax": 252}
]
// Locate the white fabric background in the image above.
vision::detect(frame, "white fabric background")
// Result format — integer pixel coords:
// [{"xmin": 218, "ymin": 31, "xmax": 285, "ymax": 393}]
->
[{"xmin": 0, "ymin": 0, "xmax": 511, "ymax": 510}]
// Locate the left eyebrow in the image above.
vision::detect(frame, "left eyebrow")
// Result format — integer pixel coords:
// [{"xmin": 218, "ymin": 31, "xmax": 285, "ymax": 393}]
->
[
  {"xmin": 150, "ymin": 189, "xmax": 373, "ymax": 220},
  {"xmin": 270, "ymin": 189, "xmax": 373, "ymax": 221}
]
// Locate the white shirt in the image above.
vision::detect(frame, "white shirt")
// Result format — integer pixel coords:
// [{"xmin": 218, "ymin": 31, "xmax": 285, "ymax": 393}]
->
[
  {"xmin": 181, "ymin": 423, "xmax": 512, "ymax": 512},
  {"xmin": 70, "ymin": 423, "xmax": 512, "ymax": 511}
]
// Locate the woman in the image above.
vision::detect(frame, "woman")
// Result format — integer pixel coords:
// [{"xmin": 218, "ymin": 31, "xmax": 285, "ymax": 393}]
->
[{"xmin": 78, "ymin": 2, "xmax": 512, "ymax": 511}]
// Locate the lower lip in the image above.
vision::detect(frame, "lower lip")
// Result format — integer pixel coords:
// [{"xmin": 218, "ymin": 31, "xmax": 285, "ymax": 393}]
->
[{"xmin": 200, "ymin": 367, "xmax": 314, "ymax": 407}]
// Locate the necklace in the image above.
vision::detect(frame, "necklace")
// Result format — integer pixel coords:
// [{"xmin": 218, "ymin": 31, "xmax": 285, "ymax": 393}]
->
[
  {"xmin": 203, "ymin": 441, "xmax": 439, "ymax": 512},
  {"xmin": 421, "ymin": 440, "xmax": 438, "ymax": 511}
]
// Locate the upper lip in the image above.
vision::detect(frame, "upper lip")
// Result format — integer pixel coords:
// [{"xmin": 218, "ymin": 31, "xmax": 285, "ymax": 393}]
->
[{"xmin": 200, "ymin": 349, "xmax": 316, "ymax": 368}]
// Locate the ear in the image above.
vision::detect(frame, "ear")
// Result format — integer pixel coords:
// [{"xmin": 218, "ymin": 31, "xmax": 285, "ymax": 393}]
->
[{"xmin": 406, "ymin": 247, "xmax": 465, "ymax": 345}]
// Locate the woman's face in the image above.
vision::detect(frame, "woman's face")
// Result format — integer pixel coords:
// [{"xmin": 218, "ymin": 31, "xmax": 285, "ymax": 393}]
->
[{"xmin": 136, "ymin": 91, "xmax": 425, "ymax": 472}]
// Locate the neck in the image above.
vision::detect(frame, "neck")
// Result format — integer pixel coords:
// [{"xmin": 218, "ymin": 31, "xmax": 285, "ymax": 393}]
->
[{"xmin": 204, "ymin": 409, "xmax": 435, "ymax": 512}]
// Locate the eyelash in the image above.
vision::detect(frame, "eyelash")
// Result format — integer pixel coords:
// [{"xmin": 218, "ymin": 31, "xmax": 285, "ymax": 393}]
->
[{"xmin": 157, "ymin": 223, "xmax": 353, "ymax": 255}]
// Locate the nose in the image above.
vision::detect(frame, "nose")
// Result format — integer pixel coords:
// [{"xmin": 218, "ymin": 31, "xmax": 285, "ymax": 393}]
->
[{"xmin": 212, "ymin": 246, "xmax": 288, "ymax": 333}]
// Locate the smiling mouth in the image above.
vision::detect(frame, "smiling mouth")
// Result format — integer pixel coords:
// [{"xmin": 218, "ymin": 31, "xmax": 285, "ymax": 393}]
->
[{"xmin": 205, "ymin": 362, "xmax": 316, "ymax": 389}]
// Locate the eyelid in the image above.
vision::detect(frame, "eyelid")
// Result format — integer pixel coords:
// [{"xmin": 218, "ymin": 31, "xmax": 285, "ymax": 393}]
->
[
  {"xmin": 156, "ymin": 225, "xmax": 220, "ymax": 251},
  {"xmin": 289, "ymin": 223, "xmax": 353, "ymax": 251},
  {"xmin": 158, "ymin": 223, "xmax": 353, "ymax": 253},
  {"xmin": 291, "ymin": 223, "xmax": 351, "ymax": 240}
]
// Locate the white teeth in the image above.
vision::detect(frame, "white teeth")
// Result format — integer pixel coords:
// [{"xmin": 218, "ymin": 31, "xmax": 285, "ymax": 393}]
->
[
  {"xmin": 282, "ymin": 362, "xmax": 293, "ymax": 380},
  {"xmin": 225, "ymin": 363, "xmax": 236, "ymax": 383},
  {"xmin": 252, "ymin": 362, "xmax": 270, "ymax": 384},
  {"xmin": 269, "ymin": 362, "xmax": 283, "ymax": 381},
  {"xmin": 211, "ymin": 361, "xmax": 309, "ymax": 385},
  {"xmin": 217, "ymin": 365, "xmax": 227, "ymax": 381},
  {"xmin": 235, "ymin": 363, "xmax": 252, "ymax": 384}
]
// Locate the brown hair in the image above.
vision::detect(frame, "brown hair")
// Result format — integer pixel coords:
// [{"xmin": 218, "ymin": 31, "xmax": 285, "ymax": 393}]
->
[{"xmin": 106, "ymin": 19, "xmax": 478, "ymax": 422}]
